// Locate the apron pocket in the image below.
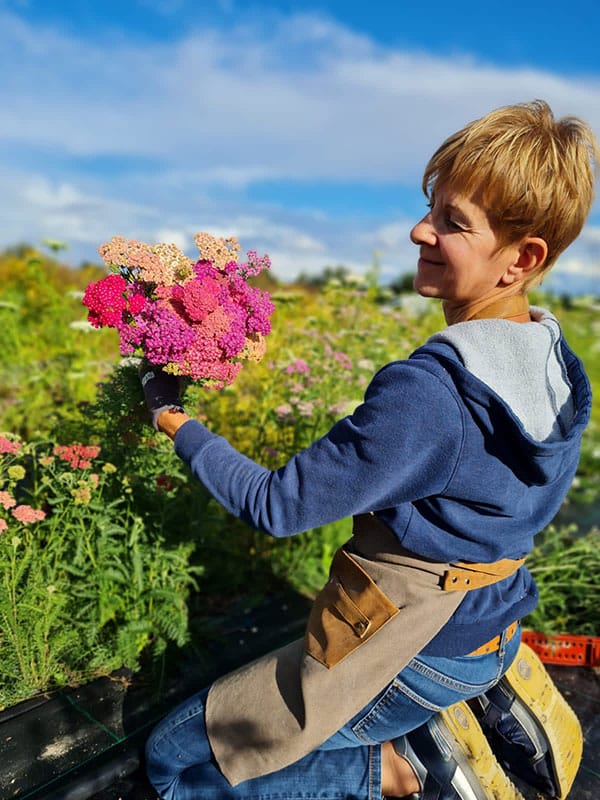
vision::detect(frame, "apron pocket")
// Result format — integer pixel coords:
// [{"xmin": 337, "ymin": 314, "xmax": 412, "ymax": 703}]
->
[{"xmin": 305, "ymin": 548, "xmax": 401, "ymax": 668}]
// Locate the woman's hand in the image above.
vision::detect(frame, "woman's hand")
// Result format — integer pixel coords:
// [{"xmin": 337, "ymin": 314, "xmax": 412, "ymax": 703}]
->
[{"xmin": 139, "ymin": 361, "xmax": 186, "ymax": 432}]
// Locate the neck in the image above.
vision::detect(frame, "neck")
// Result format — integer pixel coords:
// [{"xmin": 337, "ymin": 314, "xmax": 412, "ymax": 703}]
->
[{"xmin": 443, "ymin": 289, "xmax": 530, "ymax": 326}]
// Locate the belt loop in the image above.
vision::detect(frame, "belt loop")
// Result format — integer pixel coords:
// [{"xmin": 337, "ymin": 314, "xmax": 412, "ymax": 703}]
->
[{"xmin": 499, "ymin": 626, "xmax": 508, "ymax": 660}]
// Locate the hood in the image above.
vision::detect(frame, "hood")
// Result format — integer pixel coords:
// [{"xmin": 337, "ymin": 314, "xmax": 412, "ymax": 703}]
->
[{"xmin": 414, "ymin": 307, "xmax": 591, "ymax": 485}]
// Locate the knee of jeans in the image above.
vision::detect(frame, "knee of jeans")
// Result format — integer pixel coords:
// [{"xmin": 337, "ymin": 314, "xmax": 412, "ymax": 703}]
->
[{"xmin": 145, "ymin": 723, "xmax": 187, "ymax": 795}]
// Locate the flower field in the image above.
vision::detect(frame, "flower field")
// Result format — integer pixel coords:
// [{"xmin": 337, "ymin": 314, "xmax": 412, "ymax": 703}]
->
[{"xmin": 0, "ymin": 244, "xmax": 598, "ymax": 709}]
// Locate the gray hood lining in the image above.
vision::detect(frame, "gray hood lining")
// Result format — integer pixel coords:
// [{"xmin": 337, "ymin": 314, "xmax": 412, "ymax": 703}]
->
[{"xmin": 427, "ymin": 307, "xmax": 574, "ymax": 443}]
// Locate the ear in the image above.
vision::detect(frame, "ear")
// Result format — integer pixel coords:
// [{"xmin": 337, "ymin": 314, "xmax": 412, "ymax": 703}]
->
[{"xmin": 500, "ymin": 237, "xmax": 548, "ymax": 285}]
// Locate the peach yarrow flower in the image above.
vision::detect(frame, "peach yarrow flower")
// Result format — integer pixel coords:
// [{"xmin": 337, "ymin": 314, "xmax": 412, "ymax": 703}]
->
[
  {"xmin": 11, "ymin": 505, "xmax": 46, "ymax": 524},
  {"xmin": 0, "ymin": 491, "xmax": 16, "ymax": 510}
]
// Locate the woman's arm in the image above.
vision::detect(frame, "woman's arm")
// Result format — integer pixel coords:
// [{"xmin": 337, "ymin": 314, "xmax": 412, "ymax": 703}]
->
[{"xmin": 170, "ymin": 361, "xmax": 466, "ymax": 537}]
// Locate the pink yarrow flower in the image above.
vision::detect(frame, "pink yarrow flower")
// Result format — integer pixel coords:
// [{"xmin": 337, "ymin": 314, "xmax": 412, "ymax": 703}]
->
[
  {"xmin": 285, "ymin": 359, "xmax": 311, "ymax": 375},
  {"xmin": 0, "ymin": 437, "xmax": 22, "ymax": 455},
  {"xmin": 181, "ymin": 274, "xmax": 222, "ymax": 322},
  {"xmin": 54, "ymin": 444, "xmax": 101, "ymax": 470}
]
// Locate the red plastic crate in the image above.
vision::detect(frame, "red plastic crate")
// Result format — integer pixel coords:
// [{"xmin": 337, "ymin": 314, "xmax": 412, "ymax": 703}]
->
[{"xmin": 522, "ymin": 629, "xmax": 600, "ymax": 667}]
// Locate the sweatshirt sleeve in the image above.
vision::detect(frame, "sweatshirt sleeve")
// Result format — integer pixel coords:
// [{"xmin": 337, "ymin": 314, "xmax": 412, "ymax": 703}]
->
[{"xmin": 173, "ymin": 360, "xmax": 465, "ymax": 536}]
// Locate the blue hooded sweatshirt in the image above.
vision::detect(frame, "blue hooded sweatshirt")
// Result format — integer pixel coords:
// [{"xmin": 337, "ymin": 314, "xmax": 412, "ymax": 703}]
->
[{"xmin": 173, "ymin": 308, "xmax": 591, "ymax": 655}]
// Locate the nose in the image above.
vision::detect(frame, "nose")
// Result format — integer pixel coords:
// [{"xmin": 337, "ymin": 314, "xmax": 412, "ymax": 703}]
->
[{"xmin": 410, "ymin": 213, "xmax": 436, "ymax": 246}]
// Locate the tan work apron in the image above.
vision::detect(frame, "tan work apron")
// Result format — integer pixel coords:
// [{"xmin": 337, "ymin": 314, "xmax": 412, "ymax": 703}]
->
[{"xmin": 206, "ymin": 514, "xmax": 523, "ymax": 786}]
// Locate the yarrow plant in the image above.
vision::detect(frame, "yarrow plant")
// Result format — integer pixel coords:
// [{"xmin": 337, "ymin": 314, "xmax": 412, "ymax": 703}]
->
[
  {"xmin": 0, "ymin": 430, "xmax": 201, "ymax": 706},
  {"xmin": 83, "ymin": 232, "xmax": 275, "ymax": 388}
]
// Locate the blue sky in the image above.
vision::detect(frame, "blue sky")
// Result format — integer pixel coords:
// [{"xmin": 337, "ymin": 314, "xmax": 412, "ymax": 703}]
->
[{"xmin": 2, "ymin": 0, "xmax": 599, "ymax": 292}]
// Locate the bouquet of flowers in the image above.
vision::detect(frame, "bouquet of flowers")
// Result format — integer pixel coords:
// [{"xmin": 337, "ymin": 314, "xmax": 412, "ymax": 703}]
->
[{"xmin": 83, "ymin": 232, "xmax": 275, "ymax": 389}]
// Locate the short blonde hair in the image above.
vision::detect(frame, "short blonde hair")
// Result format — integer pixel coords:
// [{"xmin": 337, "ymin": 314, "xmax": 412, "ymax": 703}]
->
[{"xmin": 423, "ymin": 99, "xmax": 599, "ymax": 286}]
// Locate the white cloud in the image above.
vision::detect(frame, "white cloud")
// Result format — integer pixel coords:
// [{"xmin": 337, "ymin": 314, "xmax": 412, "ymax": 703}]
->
[
  {"xmin": 0, "ymin": 7, "xmax": 599, "ymax": 287},
  {"xmin": 555, "ymin": 257, "xmax": 598, "ymax": 277},
  {"xmin": 153, "ymin": 227, "xmax": 189, "ymax": 251},
  {"xmin": 3, "ymin": 9, "xmax": 599, "ymax": 177},
  {"xmin": 577, "ymin": 224, "xmax": 600, "ymax": 248}
]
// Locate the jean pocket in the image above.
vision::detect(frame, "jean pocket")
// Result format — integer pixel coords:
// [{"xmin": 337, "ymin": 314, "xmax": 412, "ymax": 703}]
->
[{"xmin": 398, "ymin": 652, "xmax": 504, "ymax": 705}]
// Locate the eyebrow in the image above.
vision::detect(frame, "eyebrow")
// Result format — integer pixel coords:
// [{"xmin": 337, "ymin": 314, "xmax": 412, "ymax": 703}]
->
[{"xmin": 442, "ymin": 201, "xmax": 471, "ymax": 223}]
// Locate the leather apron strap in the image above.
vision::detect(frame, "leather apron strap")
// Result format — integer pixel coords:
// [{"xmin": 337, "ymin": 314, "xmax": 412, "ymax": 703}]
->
[{"xmin": 442, "ymin": 558, "xmax": 526, "ymax": 591}]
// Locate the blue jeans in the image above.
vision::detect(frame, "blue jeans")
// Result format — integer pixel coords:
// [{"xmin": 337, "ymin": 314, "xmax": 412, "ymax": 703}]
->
[{"xmin": 146, "ymin": 625, "xmax": 521, "ymax": 800}]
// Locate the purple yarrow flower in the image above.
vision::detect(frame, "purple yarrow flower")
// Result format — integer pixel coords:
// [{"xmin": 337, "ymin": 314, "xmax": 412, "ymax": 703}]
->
[
  {"xmin": 134, "ymin": 303, "xmax": 196, "ymax": 365},
  {"xmin": 239, "ymin": 251, "xmax": 271, "ymax": 277}
]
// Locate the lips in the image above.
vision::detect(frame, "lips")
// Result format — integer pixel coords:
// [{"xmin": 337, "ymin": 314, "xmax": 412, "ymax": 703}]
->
[{"xmin": 418, "ymin": 254, "xmax": 444, "ymax": 268}]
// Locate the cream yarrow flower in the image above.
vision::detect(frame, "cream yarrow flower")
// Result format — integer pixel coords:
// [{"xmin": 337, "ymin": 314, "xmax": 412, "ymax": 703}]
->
[{"xmin": 194, "ymin": 232, "xmax": 241, "ymax": 270}]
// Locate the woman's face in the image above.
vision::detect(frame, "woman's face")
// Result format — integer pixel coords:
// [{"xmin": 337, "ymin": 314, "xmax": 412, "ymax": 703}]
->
[{"xmin": 410, "ymin": 186, "xmax": 521, "ymax": 304}]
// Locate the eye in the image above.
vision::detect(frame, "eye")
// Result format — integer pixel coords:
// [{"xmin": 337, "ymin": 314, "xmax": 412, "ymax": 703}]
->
[{"xmin": 443, "ymin": 214, "xmax": 465, "ymax": 232}]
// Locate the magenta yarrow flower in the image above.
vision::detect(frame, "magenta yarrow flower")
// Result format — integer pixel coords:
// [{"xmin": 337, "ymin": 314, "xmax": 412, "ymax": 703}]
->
[
  {"xmin": 243, "ymin": 251, "xmax": 271, "ymax": 277},
  {"xmin": 128, "ymin": 293, "xmax": 147, "ymax": 315},
  {"xmin": 83, "ymin": 274, "xmax": 128, "ymax": 328}
]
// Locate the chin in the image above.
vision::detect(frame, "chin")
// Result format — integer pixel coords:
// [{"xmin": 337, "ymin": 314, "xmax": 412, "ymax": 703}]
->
[
  {"xmin": 413, "ymin": 270, "xmax": 442, "ymax": 297},
  {"xmin": 413, "ymin": 280, "xmax": 442, "ymax": 299}
]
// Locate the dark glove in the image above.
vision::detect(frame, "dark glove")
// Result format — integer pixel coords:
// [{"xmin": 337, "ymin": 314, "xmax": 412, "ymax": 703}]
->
[{"xmin": 139, "ymin": 362, "xmax": 185, "ymax": 430}]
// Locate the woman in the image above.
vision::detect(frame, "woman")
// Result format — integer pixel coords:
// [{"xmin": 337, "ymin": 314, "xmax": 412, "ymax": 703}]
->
[{"xmin": 141, "ymin": 100, "xmax": 597, "ymax": 800}]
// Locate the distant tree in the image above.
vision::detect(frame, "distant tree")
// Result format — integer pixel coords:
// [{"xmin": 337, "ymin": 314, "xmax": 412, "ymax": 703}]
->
[
  {"xmin": 388, "ymin": 272, "xmax": 416, "ymax": 295},
  {"xmin": 1, "ymin": 243, "xmax": 37, "ymax": 259},
  {"xmin": 248, "ymin": 269, "xmax": 281, "ymax": 292},
  {"xmin": 294, "ymin": 264, "xmax": 350, "ymax": 288}
]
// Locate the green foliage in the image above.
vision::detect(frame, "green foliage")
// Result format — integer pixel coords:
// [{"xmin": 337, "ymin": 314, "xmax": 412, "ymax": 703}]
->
[
  {"xmin": 523, "ymin": 524, "xmax": 600, "ymax": 636},
  {"xmin": 0, "ymin": 247, "xmax": 116, "ymax": 439},
  {"xmin": 0, "ymin": 248, "xmax": 598, "ymax": 707},
  {"xmin": 0, "ymin": 437, "xmax": 201, "ymax": 708}
]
